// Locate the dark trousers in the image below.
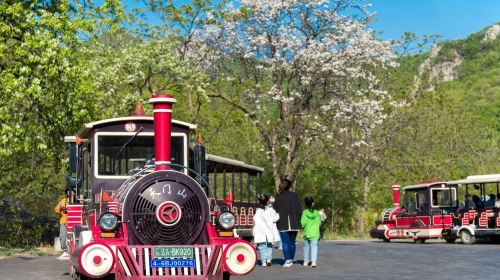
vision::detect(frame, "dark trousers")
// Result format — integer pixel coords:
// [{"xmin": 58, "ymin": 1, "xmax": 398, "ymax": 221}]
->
[
  {"xmin": 320, "ymin": 222, "xmax": 326, "ymax": 240},
  {"xmin": 279, "ymin": 231, "xmax": 298, "ymax": 262}
]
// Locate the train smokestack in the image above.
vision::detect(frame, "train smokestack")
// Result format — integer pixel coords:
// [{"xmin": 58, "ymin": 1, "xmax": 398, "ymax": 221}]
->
[
  {"xmin": 392, "ymin": 184, "xmax": 400, "ymax": 207},
  {"xmin": 149, "ymin": 94, "xmax": 177, "ymax": 171}
]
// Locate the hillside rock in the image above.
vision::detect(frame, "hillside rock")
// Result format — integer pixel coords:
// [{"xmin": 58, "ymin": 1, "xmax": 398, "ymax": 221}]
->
[
  {"xmin": 481, "ymin": 24, "xmax": 500, "ymax": 43},
  {"xmin": 411, "ymin": 44, "xmax": 462, "ymax": 94},
  {"xmin": 430, "ymin": 49, "xmax": 462, "ymax": 82}
]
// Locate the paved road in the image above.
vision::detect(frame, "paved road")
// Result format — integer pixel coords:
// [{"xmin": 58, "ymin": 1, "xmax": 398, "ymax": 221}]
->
[{"xmin": 1, "ymin": 240, "xmax": 499, "ymax": 280}]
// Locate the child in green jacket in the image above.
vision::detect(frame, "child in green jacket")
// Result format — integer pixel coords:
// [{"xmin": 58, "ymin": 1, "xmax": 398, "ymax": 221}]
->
[{"xmin": 301, "ymin": 196, "xmax": 321, "ymax": 267}]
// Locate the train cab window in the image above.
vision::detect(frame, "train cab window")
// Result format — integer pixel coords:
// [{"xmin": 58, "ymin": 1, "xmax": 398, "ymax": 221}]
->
[
  {"xmin": 171, "ymin": 136, "xmax": 184, "ymax": 172},
  {"xmin": 431, "ymin": 188, "xmax": 457, "ymax": 208},
  {"xmin": 405, "ymin": 192, "xmax": 417, "ymax": 215},
  {"xmin": 416, "ymin": 190, "xmax": 429, "ymax": 212},
  {"xmin": 95, "ymin": 133, "xmax": 187, "ymax": 178},
  {"xmin": 405, "ymin": 189, "xmax": 429, "ymax": 214}
]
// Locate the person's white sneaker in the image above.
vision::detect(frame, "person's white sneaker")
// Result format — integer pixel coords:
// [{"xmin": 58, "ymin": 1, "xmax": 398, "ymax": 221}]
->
[
  {"xmin": 262, "ymin": 262, "xmax": 267, "ymax": 267},
  {"xmin": 303, "ymin": 260, "xmax": 309, "ymax": 267},
  {"xmin": 283, "ymin": 261, "xmax": 293, "ymax": 268},
  {"xmin": 311, "ymin": 262, "xmax": 317, "ymax": 267},
  {"xmin": 57, "ymin": 252, "xmax": 69, "ymax": 260}
]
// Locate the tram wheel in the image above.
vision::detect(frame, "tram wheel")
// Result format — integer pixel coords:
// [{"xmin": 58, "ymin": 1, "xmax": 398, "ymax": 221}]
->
[
  {"xmin": 223, "ymin": 271, "xmax": 231, "ymax": 280},
  {"xmin": 460, "ymin": 229, "xmax": 476, "ymax": 245},
  {"xmin": 382, "ymin": 238, "xmax": 390, "ymax": 243},
  {"xmin": 414, "ymin": 238, "xmax": 426, "ymax": 244}
]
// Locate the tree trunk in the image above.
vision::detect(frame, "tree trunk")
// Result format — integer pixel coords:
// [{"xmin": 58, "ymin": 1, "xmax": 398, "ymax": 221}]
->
[
  {"xmin": 357, "ymin": 173, "xmax": 370, "ymax": 233},
  {"xmin": 330, "ymin": 200, "xmax": 336, "ymax": 233},
  {"xmin": 186, "ymin": 90, "xmax": 194, "ymax": 123},
  {"xmin": 269, "ymin": 133, "xmax": 282, "ymax": 192},
  {"xmin": 284, "ymin": 132, "xmax": 298, "ymax": 182}
]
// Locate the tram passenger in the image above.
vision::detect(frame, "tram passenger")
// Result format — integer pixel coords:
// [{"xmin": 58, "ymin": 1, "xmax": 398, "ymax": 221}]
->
[
  {"xmin": 459, "ymin": 194, "xmax": 475, "ymax": 211},
  {"xmin": 419, "ymin": 201, "xmax": 429, "ymax": 212},
  {"xmin": 495, "ymin": 193, "xmax": 500, "ymax": 208},
  {"xmin": 54, "ymin": 188, "xmax": 72, "ymax": 260},
  {"xmin": 253, "ymin": 194, "xmax": 280, "ymax": 267},
  {"xmin": 485, "ymin": 194, "xmax": 496, "ymax": 207},
  {"xmin": 274, "ymin": 179, "xmax": 302, "ymax": 268},
  {"xmin": 319, "ymin": 208, "xmax": 327, "ymax": 240},
  {"xmin": 472, "ymin": 195, "xmax": 484, "ymax": 209},
  {"xmin": 301, "ymin": 196, "xmax": 320, "ymax": 268}
]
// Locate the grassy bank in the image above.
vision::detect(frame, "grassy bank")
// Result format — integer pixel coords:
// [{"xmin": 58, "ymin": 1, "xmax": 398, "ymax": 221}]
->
[{"xmin": 0, "ymin": 245, "xmax": 56, "ymax": 260}]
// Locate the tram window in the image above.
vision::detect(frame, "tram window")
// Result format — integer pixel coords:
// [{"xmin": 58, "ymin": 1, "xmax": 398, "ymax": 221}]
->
[
  {"xmin": 96, "ymin": 135, "xmax": 186, "ymax": 176},
  {"xmin": 405, "ymin": 192, "xmax": 418, "ymax": 215},
  {"xmin": 78, "ymin": 147, "xmax": 91, "ymax": 199},
  {"xmin": 416, "ymin": 190, "xmax": 429, "ymax": 212},
  {"xmin": 170, "ymin": 137, "xmax": 184, "ymax": 172},
  {"xmin": 431, "ymin": 189, "xmax": 457, "ymax": 208}
]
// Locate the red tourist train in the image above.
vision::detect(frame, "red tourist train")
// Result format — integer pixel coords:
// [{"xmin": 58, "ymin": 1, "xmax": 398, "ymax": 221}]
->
[
  {"xmin": 63, "ymin": 94, "xmax": 262, "ymax": 279},
  {"xmin": 371, "ymin": 174, "xmax": 500, "ymax": 244}
]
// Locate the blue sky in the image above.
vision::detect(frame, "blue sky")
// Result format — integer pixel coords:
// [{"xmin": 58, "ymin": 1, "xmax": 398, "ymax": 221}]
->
[
  {"xmin": 125, "ymin": 0, "xmax": 500, "ymax": 41},
  {"xmin": 369, "ymin": 0, "xmax": 500, "ymax": 41}
]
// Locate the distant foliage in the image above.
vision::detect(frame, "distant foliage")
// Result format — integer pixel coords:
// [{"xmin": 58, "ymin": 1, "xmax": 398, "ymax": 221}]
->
[{"xmin": 0, "ymin": 0, "xmax": 497, "ymax": 243}]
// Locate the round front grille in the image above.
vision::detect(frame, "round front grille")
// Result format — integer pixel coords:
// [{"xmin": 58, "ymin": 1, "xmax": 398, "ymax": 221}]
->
[{"xmin": 124, "ymin": 171, "xmax": 209, "ymax": 245}]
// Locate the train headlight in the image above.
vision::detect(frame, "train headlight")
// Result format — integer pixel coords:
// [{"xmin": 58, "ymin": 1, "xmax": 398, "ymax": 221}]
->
[
  {"xmin": 99, "ymin": 212, "xmax": 118, "ymax": 231},
  {"xmin": 218, "ymin": 211, "xmax": 235, "ymax": 230}
]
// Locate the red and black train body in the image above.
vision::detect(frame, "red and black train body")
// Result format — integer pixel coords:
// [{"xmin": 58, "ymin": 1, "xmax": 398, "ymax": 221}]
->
[{"xmin": 64, "ymin": 94, "xmax": 259, "ymax": 279}]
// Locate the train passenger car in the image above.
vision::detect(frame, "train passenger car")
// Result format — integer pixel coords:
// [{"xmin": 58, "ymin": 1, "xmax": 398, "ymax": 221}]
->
[
  {"xmin": 370, "ymin": 182, "xmax": 456, "ymax": 243},
  {"xmin": 444, "ymin": 174, "xmax": 500, "ymax": 245},
  {"xmin": 204, "ymin": 154, "xmax": 263, "ymax": 240},
  {"xmin": 63, "ymin": 94, "xmax": 259, "ymax": 280}
]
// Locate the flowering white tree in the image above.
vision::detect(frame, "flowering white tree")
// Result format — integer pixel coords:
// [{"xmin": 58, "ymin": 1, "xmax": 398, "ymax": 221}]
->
[
  {"xmin": 321, "ymin": 90, "xmax": 407, "ymax": 231},
  {"xmin": 195, "ymin": 0, "xmax": 396, "ymax": 189}
]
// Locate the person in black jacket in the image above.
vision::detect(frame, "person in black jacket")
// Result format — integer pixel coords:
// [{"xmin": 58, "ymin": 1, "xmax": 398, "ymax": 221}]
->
[{"xmin": 273, "ymin": 179, "xmax": 302, "ymax": 267}]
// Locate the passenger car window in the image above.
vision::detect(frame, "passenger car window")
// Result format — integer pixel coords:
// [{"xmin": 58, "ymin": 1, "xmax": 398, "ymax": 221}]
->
[{"xmin": 431, "ymin": 188, "xmax": 456, "ymax": 208}]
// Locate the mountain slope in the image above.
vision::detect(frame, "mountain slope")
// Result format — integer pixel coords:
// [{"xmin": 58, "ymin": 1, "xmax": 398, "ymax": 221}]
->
[{"xmin": 396, "ymin": 23, "xmax": 499, "ymax": 134}]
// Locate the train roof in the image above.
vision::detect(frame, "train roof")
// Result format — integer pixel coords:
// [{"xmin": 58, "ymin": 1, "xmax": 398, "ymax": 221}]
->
[
  {"xmin": 402, "ymin": 182, "xmax": 447, "ymax": 190},
  {"xmin": 206, "ymin": 154, "xmax": 264, "ymax": 174},
  {"xmin": 65, "ymin": 135, "xmax": 264, "ymax": 175},
  {"xmin": 65, "ymin": 116, "xmax": 197, "ymax": 140},
  {"xmin": 447, "ymin": 174, "xmax": 500, "ymax": 185}
]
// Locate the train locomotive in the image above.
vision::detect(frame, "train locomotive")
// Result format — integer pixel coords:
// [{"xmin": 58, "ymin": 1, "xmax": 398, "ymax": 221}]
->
[
  {"xmin": 369, "ymin": 183, "xmax": 454, "ymax": 243},
  {"xmin": 371, "ymin": 174, "xmax": 500, "ymax": 245},
  {"xmin": 64, "ymin": 94, "xmax": 257, "ymax": 279}
]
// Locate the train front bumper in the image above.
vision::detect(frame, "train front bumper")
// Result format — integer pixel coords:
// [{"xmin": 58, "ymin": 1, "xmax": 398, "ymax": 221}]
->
[{"xmin": 114, "ymin": 242, "xmax": 256, "ymax": 279}]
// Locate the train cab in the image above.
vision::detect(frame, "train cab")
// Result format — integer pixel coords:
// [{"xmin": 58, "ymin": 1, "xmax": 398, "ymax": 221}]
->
[
  {"xmin": 370, "ymin": 182, "xmax": 456, "ymax": 243},
  {"xmin": 64, "ymin": 113, "xmax": 195, "ymax": 199}
]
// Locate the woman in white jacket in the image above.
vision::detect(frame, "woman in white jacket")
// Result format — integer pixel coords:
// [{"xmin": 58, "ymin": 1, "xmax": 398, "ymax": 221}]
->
[{"xmin": 253, "ymin": 194, "xmax": 280, "ymax": 267}]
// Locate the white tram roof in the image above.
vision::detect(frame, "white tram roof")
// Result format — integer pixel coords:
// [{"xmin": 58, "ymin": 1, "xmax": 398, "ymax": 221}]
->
[
  {"xmin": 81, "ymin": 116, "xmax": 197, "ymax": 132},
  {"xmin": 65, "ymin": 136, "xmax": 76, "ymax": 143},
  {"xmin": 206, "ymin": 153, "xmax": 265, "ymax": 173},
  {"xmin": 447, "ymin": 174, "xmax": 500, "ymax": 185},
  {"xmin": 402, "ymin": 182, "xmax": 447, "ymax": 190},
  {"xmin": 64, "ymin": 116, "xmax": 197, "ymax": 141}
]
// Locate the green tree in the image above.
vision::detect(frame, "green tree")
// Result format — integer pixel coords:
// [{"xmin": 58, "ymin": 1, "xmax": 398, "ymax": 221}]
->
[{"xmin": 0, "ymin": 1, "xmax": 97, "ymax": 208}]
